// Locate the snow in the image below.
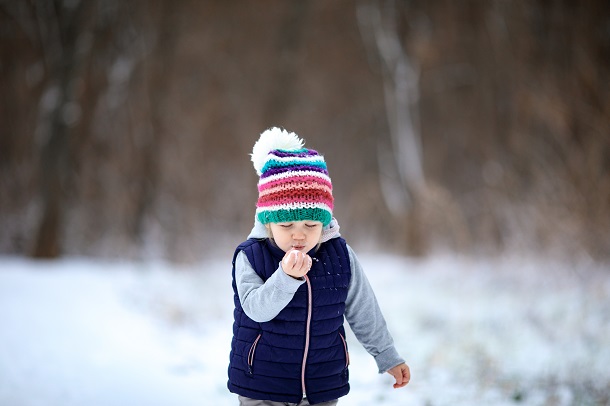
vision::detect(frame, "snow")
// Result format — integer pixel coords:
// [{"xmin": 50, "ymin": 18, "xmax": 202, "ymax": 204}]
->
[{"xmin": 1, "ymin": 253, "xmax": 608, "ymax": 406}]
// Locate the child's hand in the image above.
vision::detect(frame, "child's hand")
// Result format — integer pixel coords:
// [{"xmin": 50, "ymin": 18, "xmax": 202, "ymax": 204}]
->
[
  {"xmin": 281, "ymin": 249, "xmax": 312, "ymax": 279},
  {"xmin": 387, "ymin": 363, "xmax": 410, "ymax": 388}
]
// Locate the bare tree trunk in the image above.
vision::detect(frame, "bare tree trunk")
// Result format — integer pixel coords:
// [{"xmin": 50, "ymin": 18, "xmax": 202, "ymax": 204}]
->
[
  {"xmin": 357, "ymin": 0, "xmax": 426, "ymax": 254},
  {"xmin": 32, "ymin": 0, "xmax": 93, "ymax": 258},
  {"xmin": 357, "ymin": 0, "xmax": 424, "ymax": 208},
  {"xmin": 131, "ymin": 1, "xmax": 180, "ymax": 245}
]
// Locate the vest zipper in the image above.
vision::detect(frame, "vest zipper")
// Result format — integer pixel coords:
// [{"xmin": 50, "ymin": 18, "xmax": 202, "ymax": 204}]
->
[
  {"xmin": 247, "ymin": 333, "xmax": 262, "ymax": 375},
  {"xmin": 301, "ymin": 274, "xmax": 313, "ymax": 396}
]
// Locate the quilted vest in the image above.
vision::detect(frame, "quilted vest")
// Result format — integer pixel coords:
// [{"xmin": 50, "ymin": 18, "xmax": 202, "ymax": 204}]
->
[{"xmin": 227, "ymin": 237, "xmax": 352, "ymax": 405}]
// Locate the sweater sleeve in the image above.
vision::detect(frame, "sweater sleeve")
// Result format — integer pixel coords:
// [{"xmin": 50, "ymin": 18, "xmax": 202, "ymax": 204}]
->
[
  {"xmin": 234, "ymin": 250, "xmax": 305, "ymax": 323},
  {"xmin": 344, "ymin": 245, "xmax": 405, "ymax": 373}
]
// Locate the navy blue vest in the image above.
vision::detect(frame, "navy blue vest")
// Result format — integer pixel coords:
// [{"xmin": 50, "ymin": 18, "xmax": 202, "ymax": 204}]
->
[{"xmin": 227, "ymin": 237, "xmax": 352, "ymax": 405}]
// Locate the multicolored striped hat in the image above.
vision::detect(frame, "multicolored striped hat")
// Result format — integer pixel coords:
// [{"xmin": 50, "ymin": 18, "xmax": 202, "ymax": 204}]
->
[{"xmin": 251, "ymin": 127, "xmax": 333, "ymax": 226}]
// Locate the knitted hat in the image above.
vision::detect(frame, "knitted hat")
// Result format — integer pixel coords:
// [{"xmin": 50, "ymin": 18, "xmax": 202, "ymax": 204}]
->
[{"xmin": 251, "ymin": 127, "xmax": 333, "ymax": 226}]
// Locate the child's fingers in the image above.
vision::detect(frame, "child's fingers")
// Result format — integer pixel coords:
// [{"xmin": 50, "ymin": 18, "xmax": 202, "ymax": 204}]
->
[
  {"xmin": 295, "ymin": 251, "xmax": 305, "ymax": 267},
  {"xmin": 288, "ymin": 251, "xmax": 301, "ymax": 271},
  {"xmin": 389, "ymin": 364, "xmax": 410, "ymax": 388},
  {"xmin": 282, "ymin": 250, "xmax": 300, "ymax": 270},
  {"xmin": 295, "ymin": 253, "xmax": 310, "ymax": 274},
  {"xmin": 392, "ymin": 370, "xmax": 404, "ymax": 388},
  {"xmin": 281, "ymin": 251, "xmax": 312, "ymax": 277},
  {"xmin": 302, "ymin": 255, "xmax": 312, "ymax": 273},
  {"xmin": 291, "ymin": 254, "xmax": 312, "ymax": 277}
]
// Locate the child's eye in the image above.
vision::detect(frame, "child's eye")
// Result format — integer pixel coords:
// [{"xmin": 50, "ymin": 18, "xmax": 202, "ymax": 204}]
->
[
  {"xmin": 305, "ymin": 223, "xmax": 320, "ymax": 228},
  {"xmin": 280, "ymin": 224, "xmax": 292, "ymax": 228}
]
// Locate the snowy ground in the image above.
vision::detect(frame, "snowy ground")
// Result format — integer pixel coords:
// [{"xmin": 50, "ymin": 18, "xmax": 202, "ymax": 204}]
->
[{"xmin": 1, "ymin": 253, "xmax": 609, "ymax": 406}]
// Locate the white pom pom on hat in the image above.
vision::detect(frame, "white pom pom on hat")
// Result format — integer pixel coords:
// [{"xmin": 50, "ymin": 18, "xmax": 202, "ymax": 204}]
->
[{"xmin": 251, "ymin": 127, "xmax": 304, "ymax": 175}]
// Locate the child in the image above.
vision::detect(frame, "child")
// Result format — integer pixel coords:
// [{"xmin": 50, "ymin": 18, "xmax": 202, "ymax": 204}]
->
[{"xmin": 228, "ymin": 128, "xmax": 410, "ymax": 406}]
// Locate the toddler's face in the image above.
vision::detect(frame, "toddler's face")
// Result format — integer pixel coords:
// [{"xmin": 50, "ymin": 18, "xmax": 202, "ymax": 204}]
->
[{"xmin": 268, "ymin": 221, "xmax": 323, "ymax": 253}]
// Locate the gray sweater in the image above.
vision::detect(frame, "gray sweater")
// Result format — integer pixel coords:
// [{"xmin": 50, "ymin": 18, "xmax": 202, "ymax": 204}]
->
[{"xmin": 234, "ymin": 218, "xmax": 405, "ymax": 373}]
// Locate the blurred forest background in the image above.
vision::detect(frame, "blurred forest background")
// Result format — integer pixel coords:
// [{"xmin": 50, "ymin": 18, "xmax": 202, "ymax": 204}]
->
[{"xmin": 1, "ymin": 0, "xmax": 608, "ymax": 262}]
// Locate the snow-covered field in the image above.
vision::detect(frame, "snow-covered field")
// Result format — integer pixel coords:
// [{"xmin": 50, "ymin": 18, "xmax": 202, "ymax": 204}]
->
[{"xmin": 1, "ymin": 253, "xmax": 608, "ymax": 406}]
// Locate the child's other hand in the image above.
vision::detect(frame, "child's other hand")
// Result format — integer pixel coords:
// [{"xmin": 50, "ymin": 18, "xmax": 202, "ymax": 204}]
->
[
  {"xmin": 387, "ymin": 363, "xmax": 410, "ymax": 389},
  {"xmin": 281, "ymin": 249, "xmax": 312, "ymax": 279}
]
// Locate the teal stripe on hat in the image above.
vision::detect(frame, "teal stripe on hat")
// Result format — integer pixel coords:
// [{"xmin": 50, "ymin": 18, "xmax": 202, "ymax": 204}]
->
[
  {"xmin": 275, "ymin": 148, "xmax": 310, "ymax": 154},
  {"xmin": 261, "ymin": 159, "xmax": 327, "ymax": 174},
  {"xmin": 257, "ymin": 207, "xmax": 332, "ymax": 227}
]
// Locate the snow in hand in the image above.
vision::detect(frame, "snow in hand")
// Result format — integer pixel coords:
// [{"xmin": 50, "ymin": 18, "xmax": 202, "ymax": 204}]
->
[{"xmin": 0, "ymin": 253, "xmax": 608, "ymax": 406}]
